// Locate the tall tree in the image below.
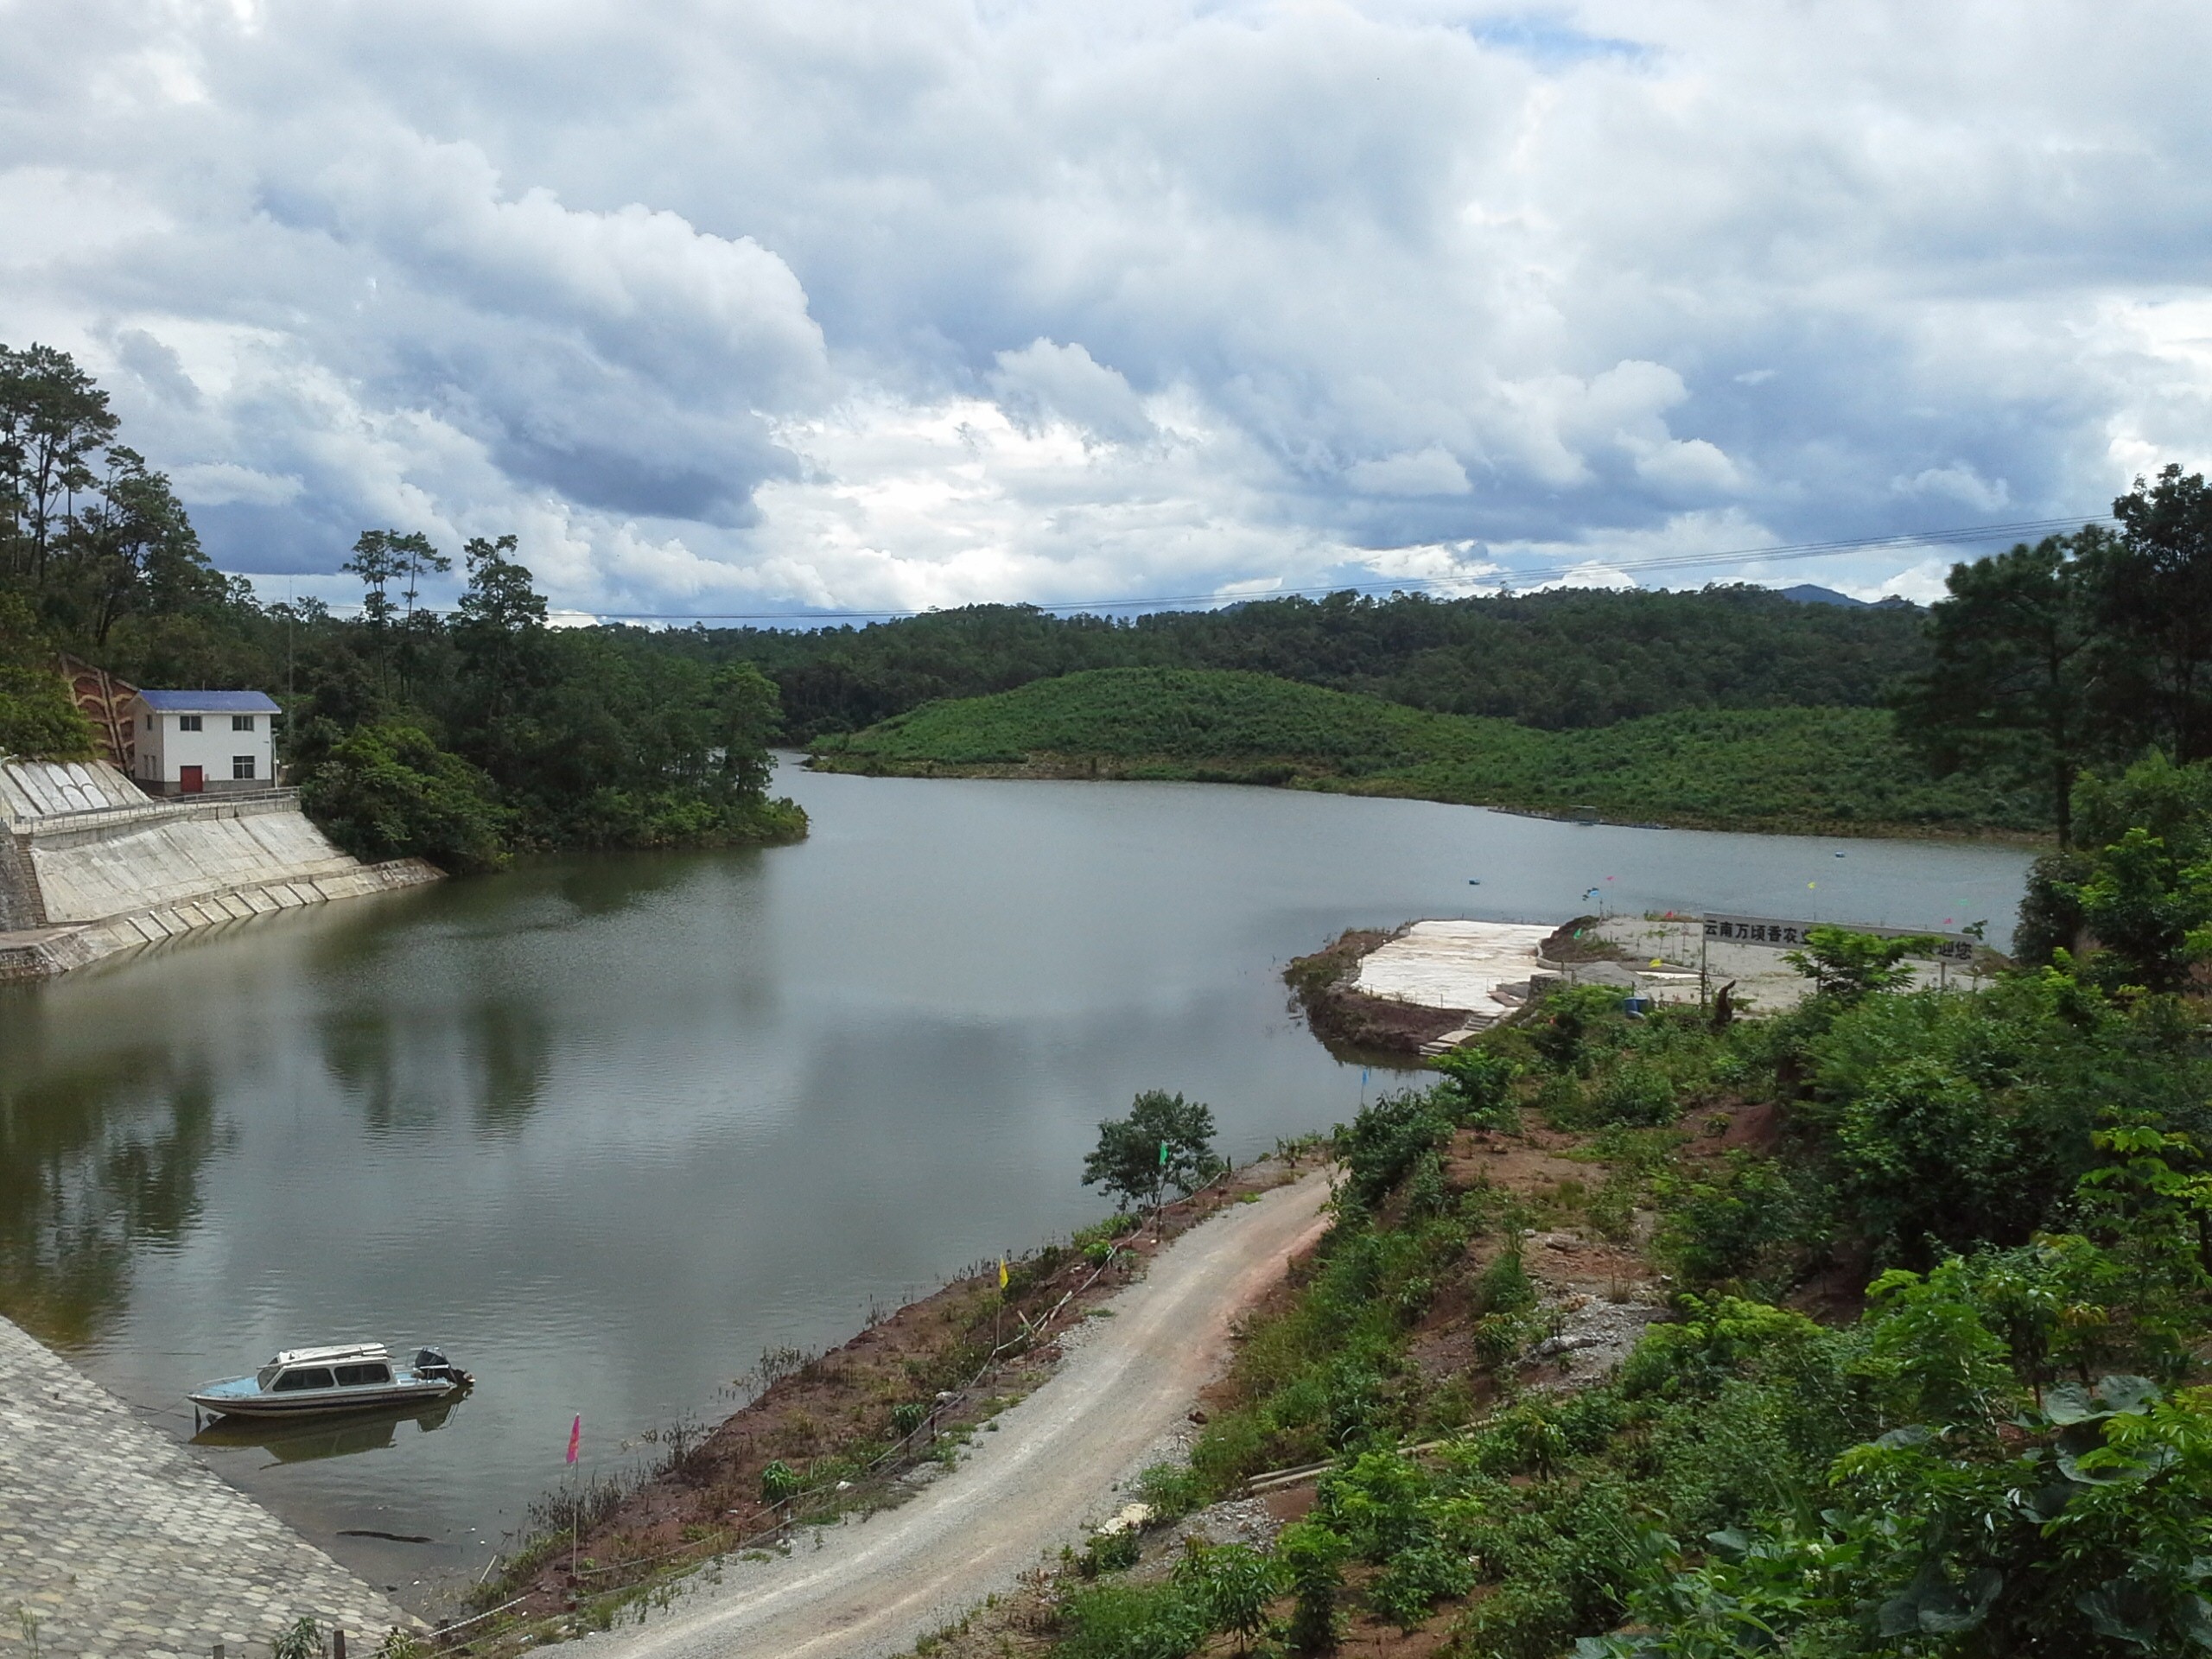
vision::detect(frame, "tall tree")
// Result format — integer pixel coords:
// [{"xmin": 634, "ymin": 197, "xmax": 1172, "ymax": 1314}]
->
[
  {"xmin": 2087, "ymin": 465, "xmax": 2212, "ymax": 764},
  {"xmin": 396, "ymin": 531, "xmax": 450, "ymax": 624},
  {"xmin": 341, "ymin": 530, "xmax": 406, "ymax": 633},
  {"xmin": 454, "ymin": 535, "xmax": 547, "ymax": 721},
  {"xmin": 0, "ymin": 342, "xmax": 118, "ymax": 585},
  {"xmin": 1894, "ymin": 534, "xmax": 2099, "ymax": 846},
  {"xmin": 340, "ymin": 529, "xmax": 435, "ymax": 695},
  {"xmin": 65, "ymin": 448, "xmax": 217, "ymax": 644}
]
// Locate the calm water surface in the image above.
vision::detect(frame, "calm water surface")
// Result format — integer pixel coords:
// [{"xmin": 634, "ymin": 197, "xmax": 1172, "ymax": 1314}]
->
[{"xmin": 0, "ymin": 764, "xmax": 2033, "ymax": 1599}]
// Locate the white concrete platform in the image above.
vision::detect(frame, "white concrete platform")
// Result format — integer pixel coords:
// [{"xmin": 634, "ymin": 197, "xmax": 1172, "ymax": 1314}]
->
[{"xmin": 1352, "ymin": 919, "xmax": 1554, "ymax": 1012}]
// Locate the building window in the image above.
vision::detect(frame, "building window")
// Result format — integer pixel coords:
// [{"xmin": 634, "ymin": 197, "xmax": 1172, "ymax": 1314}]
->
[
  {"xmin": 232, "ymin": 754, "xmax": 257, "ymax": 780},
  {"xmin": 232, "ymin": 714, "xmax": 256, "ymax": 731},
  {"xmin": 143, "ymin": 715, "xmax": 152, "ymax": 732},
  {"xmin": 179, "ymin": 714, "xmax": 201, "ymax": 732}
]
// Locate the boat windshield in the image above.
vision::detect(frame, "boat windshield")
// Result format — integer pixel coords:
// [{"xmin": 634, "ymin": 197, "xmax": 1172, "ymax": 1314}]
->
[{"xmin": 256, "ymin": 1365, "xmax": 282, "ymax": 1390}]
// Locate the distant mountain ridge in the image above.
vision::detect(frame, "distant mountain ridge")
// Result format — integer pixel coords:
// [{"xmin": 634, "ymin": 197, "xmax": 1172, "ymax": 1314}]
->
[{"xmin": 1776, "ymin": 582, "xmax": 1916, "ymax": 610}]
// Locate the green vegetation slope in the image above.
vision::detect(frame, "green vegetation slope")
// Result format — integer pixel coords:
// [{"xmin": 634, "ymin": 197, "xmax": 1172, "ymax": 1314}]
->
[
  {"xmin": 810, "ymin": 666, "xmax": 2040, "ymax": 836},
  {"xmin": 1027, "ymin": 756, "xmax": 2212, "ymax": 1659},
  {"xmin": 686, "ymin": 584, "xmax": 1933, "ymax": 743}
]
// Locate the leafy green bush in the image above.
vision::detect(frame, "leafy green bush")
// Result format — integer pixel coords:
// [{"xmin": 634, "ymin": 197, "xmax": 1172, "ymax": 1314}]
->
[
  {"xmin": 1336, "ymin": 1090, "xmax": 1453, "ymax": 1210},
  {"xmin": 1655, "ymin": 1153, "xmax": 1822, "ymax": 1292},
  {"xmin": 1134, "ymin": 1461, "xmax": 1208, "ymax": 1522},
  {"xmin": 1276, "ymin": 1520, "xmax": 1349, "ymax": 1655},
  {"xmin": 1077, "ymin": 1528, "xmax": 1142, "ymax": 1579},
  {"xmin": 1371, "ymin": 1541, "xmax": 1476, "ymax": 1631},
  {"xmin": 298, "ymin": 719, "xmax": 510, "ymax": 872},
  {"xmin": 1586, "ymin": 1059, "xmax": 1679, "ymax": 1128},
  {"xmin": 1172, "ymin": 1541, "xmax": 1282, "ymax": 1650},
  {"xmin": 1054, "ymin": 1580, "xmax": 1207, "ymax": 1659},
  {"xmin": 1433, "ymin": 1047, "xmax": 1521, "ymax": 1127},
  {"xmin": 1530, "ymin": 985, "xmax": 1632, "ymax": 1076}
]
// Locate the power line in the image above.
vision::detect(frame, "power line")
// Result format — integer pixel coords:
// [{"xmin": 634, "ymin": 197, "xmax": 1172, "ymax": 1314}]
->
[{"xmin": 309, "ymin": 510, "xmax": 2112, "ymax": 625}]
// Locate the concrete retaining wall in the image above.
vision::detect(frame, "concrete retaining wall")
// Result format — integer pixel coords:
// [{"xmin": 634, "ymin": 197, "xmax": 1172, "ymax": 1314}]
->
[
  {"xmin": 31, "ymin": 798, "xmax": 365, "ymax": 922},
  {"xmin": 0, "ymin": 759, "xmax": 442, "ymax": 982}
]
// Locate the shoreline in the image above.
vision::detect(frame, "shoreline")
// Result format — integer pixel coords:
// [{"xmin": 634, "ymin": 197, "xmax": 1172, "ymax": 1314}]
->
[
  {"xmin": 444, "ymin": 1148, "xmax": 1329, "ymax": 1648},
  {"xmin": 802, "ymin": 751, "xmax": 2050, "ymax": 847}
]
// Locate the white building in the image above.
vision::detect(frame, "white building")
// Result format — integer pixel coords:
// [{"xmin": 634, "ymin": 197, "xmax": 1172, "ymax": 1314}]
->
[{"xmin": 128, "ymin": 690, "xmax": 281, "ymax": 797}]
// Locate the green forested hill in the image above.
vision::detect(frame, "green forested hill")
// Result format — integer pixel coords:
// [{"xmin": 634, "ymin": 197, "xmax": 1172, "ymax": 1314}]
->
[
  {"xmin": 808, "ymin": 666, "xmax": 2041, "ymax": 836},
  {"xmin": 688, "ymin": 586, "xmax": 1930, "ymax": 742}
]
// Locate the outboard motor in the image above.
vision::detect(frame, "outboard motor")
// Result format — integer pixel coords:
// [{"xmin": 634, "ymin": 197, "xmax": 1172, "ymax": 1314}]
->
[{"xmin": 415, "ymin": 1346, "xmax": 473, "ymax": 1387}]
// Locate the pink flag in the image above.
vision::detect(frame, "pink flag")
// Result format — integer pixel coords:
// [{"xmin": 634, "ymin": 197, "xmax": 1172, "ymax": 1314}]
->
[{"xmin": 566, "ymin": 1414, "xmax": 582, "ymax": 1465}]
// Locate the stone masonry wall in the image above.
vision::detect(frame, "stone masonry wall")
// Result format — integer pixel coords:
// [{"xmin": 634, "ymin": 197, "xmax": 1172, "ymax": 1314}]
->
[
  {"xmin": 0, "ymin": 832, "xmax": 44, "ymax": 931},
  {"xmin": 0, "ymin": 1315, "xmax": 411, "ymax": 1657}
]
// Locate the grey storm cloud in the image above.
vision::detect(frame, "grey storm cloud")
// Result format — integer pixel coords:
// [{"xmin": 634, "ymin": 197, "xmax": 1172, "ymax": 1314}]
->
[{"xmin": 3, "ymin": 0, "xmax": 2211, "ymax": 615}]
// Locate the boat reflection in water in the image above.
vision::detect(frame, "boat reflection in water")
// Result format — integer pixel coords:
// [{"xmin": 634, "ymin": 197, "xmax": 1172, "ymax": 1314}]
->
[{"xmin": 191, "ymin": 1396, "xmax": 461, "ymax": 1465}]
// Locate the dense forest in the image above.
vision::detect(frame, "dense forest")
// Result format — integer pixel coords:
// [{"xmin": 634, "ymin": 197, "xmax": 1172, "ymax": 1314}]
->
[
  {"xmin": 683, "ymin": 585, "xmax": 1935, "ymax": 743},
  {"xmin": 0, "ymin": 342, "xmax": 803, "ymax": 868},
  {"xmin": 810, "ymin": 666, "xmax": 2043, "ymax": 836},
  {"xmin": 1014, "ymin": 753, "xmax": 2212, "ymax": 1658}
]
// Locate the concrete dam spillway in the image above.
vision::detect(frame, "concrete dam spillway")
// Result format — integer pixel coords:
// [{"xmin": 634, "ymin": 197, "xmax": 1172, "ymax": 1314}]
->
[{"xmin": 0, "ymin": 759, "xmax": 439, "ymax": 982}]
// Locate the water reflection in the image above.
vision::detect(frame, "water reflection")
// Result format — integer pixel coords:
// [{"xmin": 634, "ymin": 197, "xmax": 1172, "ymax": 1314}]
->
[
  {"xmin": 464, "ymin": 998, "xmax": 555, "ymax": 1133},
  {"xmin": 193, "ymin": 1399, "xmax": 462, "ymax": 1467},
  {"xmin": 0, "ymin": 1020, "xmax": 230, "ymax": 1344},
  {"xmin": 316, "ymin": 995, "xmax": 555, "ymax": 1136}
]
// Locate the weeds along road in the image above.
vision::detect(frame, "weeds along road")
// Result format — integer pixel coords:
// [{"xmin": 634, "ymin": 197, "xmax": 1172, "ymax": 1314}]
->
[{"xmin": 570, "ymin": 1173, "xmax": 1334, "ymax": 1659}]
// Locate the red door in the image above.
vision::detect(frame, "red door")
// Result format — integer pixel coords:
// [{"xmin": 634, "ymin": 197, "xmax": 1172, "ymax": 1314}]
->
[{"xmin": 180, "ymin": 766, "xmax": 203, "ymax": 794}]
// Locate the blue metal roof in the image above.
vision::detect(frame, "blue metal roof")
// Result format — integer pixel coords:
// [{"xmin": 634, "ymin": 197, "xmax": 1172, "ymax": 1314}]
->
[{"xmin": 136, "ymin": 689, "xmax": 282, "ymax": 714}]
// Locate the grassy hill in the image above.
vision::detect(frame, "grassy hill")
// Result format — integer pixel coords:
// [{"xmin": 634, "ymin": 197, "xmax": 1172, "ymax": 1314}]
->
[
  {"xmin": 696, "ymin": 585, "xmax": 1932, "ymax": 743},
  {"xmin": 807, "ymin": 666, "xmax": 2042, "ymax": 836}
]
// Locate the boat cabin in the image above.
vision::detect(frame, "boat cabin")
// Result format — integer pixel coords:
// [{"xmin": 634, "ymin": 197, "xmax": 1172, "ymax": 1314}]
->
[{"xmin": 259, "ymin": 1344, "xmax": 395, "ymax": 1394}]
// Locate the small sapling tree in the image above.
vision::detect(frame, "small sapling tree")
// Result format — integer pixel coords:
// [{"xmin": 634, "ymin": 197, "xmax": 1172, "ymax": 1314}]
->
[
  {"xmin": 1785, "ymin": 925, "xmax": 1937, "ymax": 1001},
  {"xmin": 1083, "ymin": 1090, "xmax": 1223, "ymax": 1211}
]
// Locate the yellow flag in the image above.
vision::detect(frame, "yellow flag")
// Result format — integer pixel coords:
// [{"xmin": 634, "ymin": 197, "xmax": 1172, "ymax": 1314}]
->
[{"xmin": 998, "ymin": 1257, "xmax": 1008, "ymax": 1291}]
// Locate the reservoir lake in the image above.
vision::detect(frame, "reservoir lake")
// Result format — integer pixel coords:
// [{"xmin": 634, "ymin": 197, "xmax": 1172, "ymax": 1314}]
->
[{"xmin": 0, "ymin": 762, "xmax": 2035, "ymax": 1601}]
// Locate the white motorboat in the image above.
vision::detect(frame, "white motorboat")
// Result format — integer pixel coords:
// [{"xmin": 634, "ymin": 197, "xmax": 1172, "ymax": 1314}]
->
[{"xmin": 188, "ymin": 1342, "xmax": 473, "ymax": 1420}]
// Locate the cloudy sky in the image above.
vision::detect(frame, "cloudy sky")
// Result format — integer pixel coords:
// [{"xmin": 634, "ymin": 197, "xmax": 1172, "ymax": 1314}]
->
[{"xmin": 4, "ymin": 0, "xmax": 2209, "ymax": 620}]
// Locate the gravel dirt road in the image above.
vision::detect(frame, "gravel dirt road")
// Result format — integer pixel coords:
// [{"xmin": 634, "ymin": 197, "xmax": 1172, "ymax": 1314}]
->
[{"xmin": 570, "ymin": 1172, "xmax": 1333, "ymax": 1659}]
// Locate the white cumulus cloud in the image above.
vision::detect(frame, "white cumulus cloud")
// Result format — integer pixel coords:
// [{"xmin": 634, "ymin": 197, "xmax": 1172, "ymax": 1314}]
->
[{"xmin": 0, "ymin": 0, "xmax": 2206, "ymax": 613}]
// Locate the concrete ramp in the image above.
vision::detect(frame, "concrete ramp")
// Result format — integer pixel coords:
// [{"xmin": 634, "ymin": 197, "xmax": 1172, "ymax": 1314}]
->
[
  {"xmin": 0, "ymin": 759, "xmax": 440, "ymax": 982},
  {"xmin": 32, "ymin": 803, "xmax": 364, "ymax": 923}
]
